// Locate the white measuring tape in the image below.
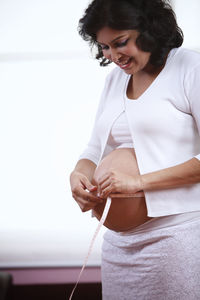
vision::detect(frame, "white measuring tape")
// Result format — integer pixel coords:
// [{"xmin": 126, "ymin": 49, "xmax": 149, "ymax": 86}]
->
[{"xmin": 68, "ymin": 197, "xmax": 112, "ymax": 300}]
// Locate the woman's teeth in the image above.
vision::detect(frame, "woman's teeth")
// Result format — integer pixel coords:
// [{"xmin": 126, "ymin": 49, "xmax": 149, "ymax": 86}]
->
[{"xmin": 118, "ymin": 58, "xmax": 132, "ymax": 69}]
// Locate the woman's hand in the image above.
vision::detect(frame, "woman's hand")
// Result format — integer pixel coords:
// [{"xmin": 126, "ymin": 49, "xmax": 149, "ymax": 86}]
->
[
  {"xmin": 97, "ymin": 169, "xmax": 142, "ymax": 198},
  {"xmin": 70, "ymin": 171, "xmax": 103, "ymax": 212}
]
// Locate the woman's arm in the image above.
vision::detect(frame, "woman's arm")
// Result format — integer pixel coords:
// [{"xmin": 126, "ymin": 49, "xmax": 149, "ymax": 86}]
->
[
  {"xmin": 140, "ymin": 157, "xmax": 200, "ymax": 191},
  {"xmin": 72, "ymin": 158, "xmax": 97, "ymax": 181},
  {"xmin": 70, "ymin": 159, "xmax": 103, "ymax": 212},
  {"xmin": 98, "ymin": 157, "xmax": 200, "ymax": 197},
  {"xmin": 139, "ymin": 62, "xmax": 200, "ymax": 192}
]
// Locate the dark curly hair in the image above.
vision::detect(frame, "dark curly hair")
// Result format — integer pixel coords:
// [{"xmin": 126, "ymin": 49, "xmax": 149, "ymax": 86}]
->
[{"xmin": 78, "ymin": 0, "xmax": 183, "ymax": 66}]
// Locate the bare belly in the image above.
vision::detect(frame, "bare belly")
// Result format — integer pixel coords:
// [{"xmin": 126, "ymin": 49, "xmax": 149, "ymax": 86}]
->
[{"xmin": 92, "ymin": 148, "xmax": 152, "ymax": 232}]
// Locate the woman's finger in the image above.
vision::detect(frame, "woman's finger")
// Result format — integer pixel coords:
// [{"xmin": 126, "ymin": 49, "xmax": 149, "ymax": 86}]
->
[
  {"xmin": 98, "ymin": 178, "xmax": 111, "ymax": 192},
  {"xmin": 76, "ymin": 198, "xmax": 97, "ymax": 212},
  {"xmin": 82, "ymin": 177, "xmax": 98, "ymax": 192},
  {"xmin": 84, "ymin": 191, "xmax": 103, "ymax": 203},
  {"xmin": 100, "ymin": 186, "xmax": 112, "ymax": 198},
  {"xmin": 97, "ymin": 171, "xmax": 112, "ymax": 185},
  {"xmin": 100, "ymin": 181, "xmax": 118, "ymax": 197},
  {"xmin": 75, "ymin": 194, "xmax": 98, "ymax": 208},
  {"xmin": 73, "ymin": 187, "xmax": 103, "ymax": 204}
]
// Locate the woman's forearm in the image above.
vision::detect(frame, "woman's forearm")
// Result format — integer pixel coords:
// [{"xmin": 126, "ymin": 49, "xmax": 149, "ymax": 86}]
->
[
  {"xmin": 140, "ymin": 157, "xmax": 200, "ymax": 191},
  {"xmin": 72, "ymin": 159, "xmax": 97, "ymax": 181}
]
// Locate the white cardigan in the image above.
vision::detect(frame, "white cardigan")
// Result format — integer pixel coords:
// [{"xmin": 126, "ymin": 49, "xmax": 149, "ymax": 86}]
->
[{"xmin": 79, "ymin": 47, "xmax": 200, "ymax": 217}]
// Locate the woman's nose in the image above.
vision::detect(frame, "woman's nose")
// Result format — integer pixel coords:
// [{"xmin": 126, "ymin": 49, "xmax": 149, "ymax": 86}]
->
[{"xmin": 106, "ymin": 48, "xmax": 120, "ymax": 63}]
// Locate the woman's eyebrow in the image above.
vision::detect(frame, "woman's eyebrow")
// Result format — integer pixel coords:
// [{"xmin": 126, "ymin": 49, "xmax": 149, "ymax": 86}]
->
[
  {"xmin": 97, "ymin": 35, "xmax": 127, "ymax": 46},
  {"xmin": 111, "ymin": 35, "xmax": 127, "ymax": 43}
]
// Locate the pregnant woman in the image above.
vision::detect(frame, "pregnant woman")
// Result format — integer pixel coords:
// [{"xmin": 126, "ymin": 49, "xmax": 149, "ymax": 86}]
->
[{"xmin": 70, "ymin": 0, "xmax": 200, "ymax": 299}]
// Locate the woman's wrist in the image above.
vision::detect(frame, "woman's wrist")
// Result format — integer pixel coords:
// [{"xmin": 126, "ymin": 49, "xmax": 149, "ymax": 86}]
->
[
  {"xmin": 70, "ymin": 170, "xmax": 81, "ymax": 182},
  {"xmin": 129, "ymin": 175, "xmax": 144, "ymax": 193},
  {"xmin": 137, "ymin": 175, "xmax": 144, "ymax": 192}
]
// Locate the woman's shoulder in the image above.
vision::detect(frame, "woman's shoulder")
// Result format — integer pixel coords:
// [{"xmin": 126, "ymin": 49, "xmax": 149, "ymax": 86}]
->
[{"xmin": 173, "ymin": 47, "xmax": 200, "ymax": 71}]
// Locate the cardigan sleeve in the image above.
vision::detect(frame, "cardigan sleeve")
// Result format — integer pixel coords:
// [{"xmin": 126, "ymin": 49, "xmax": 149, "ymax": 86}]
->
[
  {"xmin": 78, "ymin": 72, "xmax": 111, "ymax": 165},
  {"xmin": 184, "ymin": 63, "xmax": 200, "ymax": 161}
]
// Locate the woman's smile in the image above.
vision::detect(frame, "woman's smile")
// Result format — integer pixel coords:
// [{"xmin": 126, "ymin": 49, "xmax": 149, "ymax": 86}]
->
[{"xmin": 116, "ymin": 57, "xmax": 133, "ymax": 69}]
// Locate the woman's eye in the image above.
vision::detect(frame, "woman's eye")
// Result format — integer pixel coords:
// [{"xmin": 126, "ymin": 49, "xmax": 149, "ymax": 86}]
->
[
  {"xmin": 98, "ymin": 43, "xmax": 109, "ymax": 50},
  {"xmin": 101, "ymin": 45, "xmax": 109, "ymax": 50},
  {"xmin": 98, "ymin": 39, "xmax": 129, "ymax": 51},
  {"xmin": 116, "ymin": 39, "xmax": 129, "ymax": 48}
]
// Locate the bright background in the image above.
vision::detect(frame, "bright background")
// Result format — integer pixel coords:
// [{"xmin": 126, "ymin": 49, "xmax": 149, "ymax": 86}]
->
[{"xmin": 0, "ymin": 0, "xmax": 200, "ymax": 268}]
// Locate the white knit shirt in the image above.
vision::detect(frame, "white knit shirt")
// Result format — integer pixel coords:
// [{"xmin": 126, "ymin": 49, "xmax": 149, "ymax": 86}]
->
[
  {"xmin": 79, "ymin": 47, "xmax": 200, "ymax": 217},
  {"xmin": 107, "ymin": 112, "xmax": 133, "ymax": 149}
]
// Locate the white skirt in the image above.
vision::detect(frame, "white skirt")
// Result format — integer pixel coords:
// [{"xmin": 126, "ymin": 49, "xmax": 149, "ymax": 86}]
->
[{"xmin": 101, "ymin": 211, "xmax": 200, "ymax": 300}]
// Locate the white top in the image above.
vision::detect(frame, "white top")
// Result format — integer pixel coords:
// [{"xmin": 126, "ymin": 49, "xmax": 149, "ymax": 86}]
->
[
  {"xmin": 107, "ymin": 112, "xmax": 134, "ymax": 149},
  {"xmin": 79, "ymin": 47, "xmax": 200, "ymax": 217}
]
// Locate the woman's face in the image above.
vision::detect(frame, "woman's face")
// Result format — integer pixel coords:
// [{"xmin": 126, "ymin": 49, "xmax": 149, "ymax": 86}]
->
[{"xmin": 96, "ymin": 27, "xmax": 152, "ymax": 75}]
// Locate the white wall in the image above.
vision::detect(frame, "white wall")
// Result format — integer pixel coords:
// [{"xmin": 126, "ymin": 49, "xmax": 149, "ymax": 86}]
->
[
  {"xmin": 172, "ymin": 0, "xmax": 200, "ymax": 50},
  {"xmin": 0, "ymin": 0, "xmax": 113, "ymax": 267}
]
